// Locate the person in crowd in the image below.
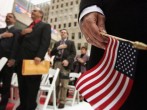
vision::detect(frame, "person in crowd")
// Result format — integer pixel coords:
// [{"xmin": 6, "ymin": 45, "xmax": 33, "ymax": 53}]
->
[
  {"xmin": 15, "ymin": 8, "xmax": 51, "ymax": 110},
  {"xmin": 44, "ymin": 48, "xmax": 55, "ymax": 67},
  {"xmin": 79, "ymin": 0, "xmax": 147, "ymax": 110},
  {"xmin": 0, "ymin": 13, "xmax": 20, "ymax": 110},
  {"xmin": 51, "ymin": 29, "xmax": 76, "ymax": 109},
  {"xmin": 73, "ymin": 46, "xmax": 89, "ymax": 74},
  {"xmin": 72, "ymin": 46, "xmax": 89, "ymax": 101}
]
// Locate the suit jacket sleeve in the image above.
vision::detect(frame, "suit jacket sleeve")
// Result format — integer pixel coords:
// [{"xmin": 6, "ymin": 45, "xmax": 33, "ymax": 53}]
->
[
  {"xmin": 10, "ymin": 29, "xmax": 21, "ymax": 59},
  {"xmin": 36, "ymin": 23, "xmax": 51, "ymax": 59},
  {"xmin": 79, "ymin": 0, "xmax": 103, "ymax": 15},
  {"xmin": 50, "ymin": 42, "xmax": 59, "ymax": 56},
  {"xmin": 66, "ymin": 41, "xmax": 76, "ymax": 63}
]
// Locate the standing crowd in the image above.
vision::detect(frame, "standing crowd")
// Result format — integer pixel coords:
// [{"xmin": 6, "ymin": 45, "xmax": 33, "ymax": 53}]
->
[
  {"xmin": 0, "ymin": 8, "xmax": 89, "ymax": 110},
  {"xmin": 1, "ymin": 0, "xmax": 146, "ymax": 109}
]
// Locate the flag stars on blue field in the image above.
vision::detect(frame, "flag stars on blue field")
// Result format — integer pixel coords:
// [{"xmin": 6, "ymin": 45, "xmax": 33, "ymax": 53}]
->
[{"xmin": 115, "ymin": 41, "xmax": 138, "ymax": 79}]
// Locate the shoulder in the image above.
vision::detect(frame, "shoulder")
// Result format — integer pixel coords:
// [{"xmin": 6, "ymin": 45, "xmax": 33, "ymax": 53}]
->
[
  {"xmin": 67, "ymin": 40, "xmax": 74, "ymax": 43},
  {"xmin": 41, "ymin": 22, "xmax": 51, "ymax": 28}
]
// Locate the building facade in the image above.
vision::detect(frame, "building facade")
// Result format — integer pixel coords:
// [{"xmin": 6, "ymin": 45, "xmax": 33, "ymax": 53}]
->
[
  {"xmin": 48, "ymin": 0, "xmax": 90, "ymax": 55},
  {"xmin": 28, "ymin": 1, "xmax": 50, "ymax": 23}
]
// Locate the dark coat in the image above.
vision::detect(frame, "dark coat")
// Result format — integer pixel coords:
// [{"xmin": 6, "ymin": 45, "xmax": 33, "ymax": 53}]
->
[
  {"xmin": 73, "ymin": 54, "xmax": 89, "ymax": 73},
  {"xmin": 51, "ymin": 39, "xmax": 76, "ymax": 70},
  {"xmin": 18, "ymin": 21, "xmax": 51, "ymax": 60},
  {"xmin": 80, "ymin": 0, "xmax": 147, "ymax": 109},
  {"xmin": 0, "ymin": 26, "xmax": 20, "ymax": 59}
]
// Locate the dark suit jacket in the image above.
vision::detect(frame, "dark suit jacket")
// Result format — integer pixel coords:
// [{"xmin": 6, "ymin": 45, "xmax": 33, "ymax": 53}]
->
[
  {"xmin": 80, "ymin": 0, "xmax": 147, "ymax": 68},
  {"xmin": 51, "ymin": 40, "xmax": 76, "ymax": 70},
  {"xmin": 74, "ymin": 54, "xmax": 89, "ymax": 73},
  {"xmin": 80, "ymin": 1, "xmax": 147, "ymax": 109},
  {"xmin": 18, "ymin": 21, "xmax": 51, "ymax": 60},
  {"xmin": 80, "ymin": 0, "xmax": 147, "ymax": 43},
  {"xmin": 0, "ymin": 26, "xmax": 20, "ymax": 59}
]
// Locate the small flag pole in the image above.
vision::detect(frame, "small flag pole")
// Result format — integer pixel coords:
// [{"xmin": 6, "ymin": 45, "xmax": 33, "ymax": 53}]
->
[{"xmin": 101, "ymin": 32, "xmax": 147, "ymax": 50}]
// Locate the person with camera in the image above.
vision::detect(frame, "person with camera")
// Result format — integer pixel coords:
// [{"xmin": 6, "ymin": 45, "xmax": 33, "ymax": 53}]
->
[
  {"xmin": 73, "ymin": 46, "xmax": 89, "ymax": 74},
  {"xmin": 51, "ymin": 29, "xmax": 76, "ymax": 109}
]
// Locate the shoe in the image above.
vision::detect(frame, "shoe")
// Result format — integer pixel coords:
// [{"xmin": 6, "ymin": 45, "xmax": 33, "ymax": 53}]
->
[{"xmin": 58, "ymin": 103, "xmax": 65, "ymax": 109}]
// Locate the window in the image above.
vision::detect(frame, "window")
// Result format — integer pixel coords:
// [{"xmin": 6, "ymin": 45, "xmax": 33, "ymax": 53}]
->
[
  {"xmin": 74, "ymin": 22, "xmax": 77, "ymax": 26},
  {"xmin": 71, "ymin": 33, "xmax": 75, "ymax": 39},
  {"xmin": 55, "ymin": 18, "xmax": 57, "ymax": 22},
  {"xmin": 56, "ymin": 5, "xmax": 58, "ymax": 8},
  {"xmin": 75, "ymin": 14, "xmax": 77, "ymax": 18},
  {"xmin": 66, "ymin": 2, "xmax": 68, "ymax": 6},
  {"xmin": 54, "ymin": 25, "xmax": 56, "ymax": 29},
  {"xmin": 71, "ymin": 1, "xmax": 73, "ymax": 5},
  {"xmin": 61, "ymin": 4, "xmax": 63, "ymax": 7},
  {"xmin": 78, "ymin": 32, "xmax": 82, "ymax": 39},
  {"xmin": 50, "ymin": 19, "xmax": 52, "ymax": 23},
  {"xmin": 64, "ymin": 23, "xmax": 66, "ymax": 28},
  {"xmin": 58, "ymin": 24, "xmax": 61, "ymax": 28},
  {"xmin": 68, "ymin": 23, "xmax": 71, "ymax": 27},
  {"xmin": 52, "ymin": 6, "xmax": 54, "ymax": 9},
  {"xmin": 84, "ymin": 43, "xmax": 88, "ymax": 49},
  {"xmin": 77, "ymin": 43, "xmax": 81, "ymax": 50}
]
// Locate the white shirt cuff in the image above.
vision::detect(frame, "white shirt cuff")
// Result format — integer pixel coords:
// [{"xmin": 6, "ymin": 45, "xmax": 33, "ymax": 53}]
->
[{"xmin": 79, "ymin": 5, "xmax": 104, "ymax": 22}]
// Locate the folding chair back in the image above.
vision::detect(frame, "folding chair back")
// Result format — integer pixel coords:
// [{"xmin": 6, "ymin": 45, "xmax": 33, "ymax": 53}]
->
[
  {"xmin": 37, "ymin": 68, "xmax": 60, "ymax": 110},
  {"xmin": 0, "ymin": 57, "xmax": 8, "ymax": 71},
  {"xmin": 67, "ymin": 72, "xmax": 81, "ymax": 106}
]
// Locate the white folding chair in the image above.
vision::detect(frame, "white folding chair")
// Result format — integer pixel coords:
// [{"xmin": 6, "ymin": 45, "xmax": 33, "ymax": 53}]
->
[
  {"xmin": 9, "ymin": 73, "xmax": 20, "ymax": 110},
  {"xmin": 0, "ymin": 57, "xmax": 8, "ymax": 71},
  {"xmin": 10, "ymin": 73, "xmax": 19, "ymax": 102},
  {"xmin": 66, "ymin": 72, "xmax": 81, "ymax": 106},
  {"xmin": 37, "ymin": 68, "xmax": 60, "ymax": 110}
]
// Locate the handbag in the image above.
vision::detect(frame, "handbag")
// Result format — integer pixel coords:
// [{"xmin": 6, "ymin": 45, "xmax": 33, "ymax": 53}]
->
[{"xmin": 22, "ymin": 60, "xmax": 50, "ymax": 75}]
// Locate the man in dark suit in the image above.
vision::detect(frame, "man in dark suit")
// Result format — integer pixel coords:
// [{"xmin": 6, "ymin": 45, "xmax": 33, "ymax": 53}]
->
[
  {"xmin": 0, "ymin": 13, "xmax": 19, "ymax": 110},
  {"xmin": 51, "ymin": 29, "xmax": 76, "ymax": 109},
  {"xmin": 16, "ymin": 8, "xmax": 51, "ymax": 110},
  {"xmin": 79, "ymin": 0, "xmax": 147, "ymax": 110}
]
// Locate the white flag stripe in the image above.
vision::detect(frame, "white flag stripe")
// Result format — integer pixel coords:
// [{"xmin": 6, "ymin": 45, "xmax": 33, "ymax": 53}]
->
[
  {"xmin": 86, "ymin": 71, "xmax": 118, "ymax": 101},
  {"xmin": 79, "ymin": 39, "xmax": 117, "ymax": 92},
  {"xmin": 76, "ymin": 37, "xmax": 136, "ymax": 110},
  {"xmin": 76, "ymin": 38, "xmax": 113, "ymax": 88},
  {"xmin": 82, "ymin": 39, "xmax": 118, "ymax": 96},
  {"xmin": 86, "ymin": 40, "xmax": 119, "ymax": 101},
  {"xmin": 93, "ymin": 74, "xmax": 124, "ymax": 109},
  {"xmin": 104, "ymin": 77, "xmax": 129, "ymax": 110}
]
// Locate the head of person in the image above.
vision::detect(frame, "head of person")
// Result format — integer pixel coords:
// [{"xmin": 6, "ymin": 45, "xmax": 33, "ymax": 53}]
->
[
  {"xmin": 60, "ymin": 29, "xmax": 69, "ymax": 40},
  {"xmin": 31, "ymin": 7, "xmax": 44, "ymax": 21},
  {"xmin": 80, "ymin": 46, "xmax": 87, "ymax": 55},
  {"xmin": 5, "ymin": 13, "xmax": 16, "ymax": 26}
]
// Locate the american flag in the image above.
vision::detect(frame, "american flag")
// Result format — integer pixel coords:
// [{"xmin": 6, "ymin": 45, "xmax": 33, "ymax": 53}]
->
[
  {"xmin": 15, "ymin": 4, "xmax": 27, "ymax": 14},
  {"xmin": 75, "ymin": 37, "xmax": 138, "ymax": 110}
]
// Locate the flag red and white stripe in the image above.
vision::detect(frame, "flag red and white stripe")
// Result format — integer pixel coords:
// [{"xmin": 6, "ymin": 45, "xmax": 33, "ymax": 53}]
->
[{"xmin": 75, "ymin": 37, "xmax": 137, "ymax": 110}]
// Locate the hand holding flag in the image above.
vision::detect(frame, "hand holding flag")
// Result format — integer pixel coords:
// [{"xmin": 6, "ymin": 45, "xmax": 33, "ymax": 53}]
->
[{"xmin": 76, "ymin": 36, "xmax": 138, "ymax": 110}]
